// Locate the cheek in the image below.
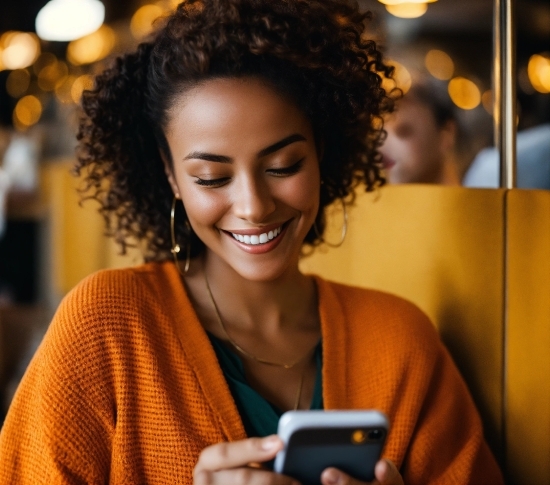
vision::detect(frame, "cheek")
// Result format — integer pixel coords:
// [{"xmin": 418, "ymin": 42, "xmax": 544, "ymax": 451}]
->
[
  {"xmin": 179, "ymin": 184, "xmax": 228, "ymax": 230},
  {"xmin": 276, "ymin": 170, "xmax": 320, "ymax": 215}
]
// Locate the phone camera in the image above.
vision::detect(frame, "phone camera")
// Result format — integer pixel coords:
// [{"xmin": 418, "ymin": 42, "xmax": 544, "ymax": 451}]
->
[
  {"xmin": 351, "ymin": 430, "xmax": 367, "ymax": 444},
  {"xmin": 367, "ymin": 429, "xmax": 384, "ymax": 441}
]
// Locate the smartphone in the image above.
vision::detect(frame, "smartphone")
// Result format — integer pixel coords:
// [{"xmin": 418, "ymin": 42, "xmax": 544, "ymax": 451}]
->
[{"xmin": 273, "ymin": 410, "xmax": 389, "ymax": 485}]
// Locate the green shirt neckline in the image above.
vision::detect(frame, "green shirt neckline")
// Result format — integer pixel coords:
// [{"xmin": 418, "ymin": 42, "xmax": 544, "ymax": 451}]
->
[{"xmin": 207, "ymin": 332, "xmax": 324, "ymax": 438}]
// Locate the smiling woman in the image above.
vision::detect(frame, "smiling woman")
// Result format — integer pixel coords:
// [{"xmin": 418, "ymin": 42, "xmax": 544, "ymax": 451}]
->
[
  {"xmin": 164, "ymin": 78, "xmax": 320, "ymax": 281},
  {"xmin": 0, "ymin": 0, "xmax": 503, "ymax": 484}
]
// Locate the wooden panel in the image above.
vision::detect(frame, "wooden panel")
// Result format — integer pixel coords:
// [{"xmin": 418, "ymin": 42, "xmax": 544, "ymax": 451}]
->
[
  {"xmin": 506, "ymin": 189, "xmax": 550, "ymax": 484},
  {"xmin": 300, "ymin": 185, "xmax": 506, "ymax": 460}
]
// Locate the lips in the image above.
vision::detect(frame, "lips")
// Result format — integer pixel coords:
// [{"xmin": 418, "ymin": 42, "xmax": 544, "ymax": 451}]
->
[
  {"xmin": 381, "ymin": 154, "xmax": 396, "ymax": 170},
  {"xmin": 222, "ymin": 221, "xmax": 290, "ymax": 254}
]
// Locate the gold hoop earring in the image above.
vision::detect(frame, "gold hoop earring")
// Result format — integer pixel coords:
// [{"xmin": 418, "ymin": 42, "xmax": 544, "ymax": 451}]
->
[
  {"xmin": 313, "ymin": 199, "xmax": 348, "ymax": 248},
  {"xmin": 171, "ymin": 196, "xmax": 191, "ymax": 275}
]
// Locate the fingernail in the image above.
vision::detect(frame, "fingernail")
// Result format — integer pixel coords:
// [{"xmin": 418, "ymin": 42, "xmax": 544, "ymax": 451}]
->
[
  {"xmin": 261, "ymin": 435, "xmax": 280, "ymax": 451},
  {"xmin": 322, "ymin": 468, "xmax": 341, "ymax": 485}
]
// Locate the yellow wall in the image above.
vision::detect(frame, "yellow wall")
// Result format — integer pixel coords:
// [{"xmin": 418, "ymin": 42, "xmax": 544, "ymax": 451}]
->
[
  {"xmin": 506, "ymin": 190, "xmax": 550, "ymax": 484},
  {"xmin": 42, "ymin": 161, "xmax": 142, "ymax": 299}
]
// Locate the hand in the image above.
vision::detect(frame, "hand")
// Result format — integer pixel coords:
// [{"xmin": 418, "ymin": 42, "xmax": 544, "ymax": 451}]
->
[
  {"xmin": 194, "ymin": 435, "xmax": 300, "ymax": 485},
  {"xmin": 320, "ymin": 459, "xmax": 404, "ymax": 485}
]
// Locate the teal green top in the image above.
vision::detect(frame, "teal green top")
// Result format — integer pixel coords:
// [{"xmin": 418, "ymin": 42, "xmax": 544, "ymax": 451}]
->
[{"xmin": 208, "ymin": 333, "xmax": 323, "ymax": 437}]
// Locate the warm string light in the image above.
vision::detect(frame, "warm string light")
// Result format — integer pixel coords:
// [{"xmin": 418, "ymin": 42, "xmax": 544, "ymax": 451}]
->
[
  {"xmin": 527, "ymin": 54, "xmax": 550, "ymax": 94},
  {"xmin": 0, "ymin": 31, "xmax": 41, "ymax": 71},
  {"xmin": 67, "ymin": 25, "xmax": 116, "ymax": 65},
  {"xmin": 424, "ymin": 50, "xmax": 454, "ymax": 80},
  {"xmin": 36, "ymin": 0, "xmax": 105, "ymax": 41},
  {"xmin": 378, "ymin": 0, "xmax": 437, "ymax": 19},
  {"xmin": 447, "ymin": 77, "xmax": 481, "ymax": 110}
]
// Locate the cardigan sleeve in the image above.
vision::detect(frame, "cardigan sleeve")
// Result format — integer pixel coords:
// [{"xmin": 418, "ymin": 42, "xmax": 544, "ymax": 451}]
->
[
  {"xmin": 0, "ymin": 276, "xmax": 118, "ymax": 484},
  {"xmin": 401, "ymin": 341, "xmax": 503, "ymax": 485}
]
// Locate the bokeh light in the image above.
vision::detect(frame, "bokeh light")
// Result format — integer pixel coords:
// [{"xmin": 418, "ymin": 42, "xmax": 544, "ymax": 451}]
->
[
  {"xmin": 130, "ymin": 4, "xmax": 165, "ymax": 40},
  {"xmin": 381, "ymin": 60, "xmax": 412, "ymax": 95},
  {"xmin": 527, "ymin": 54, "xmax": 550, "ymax": 94},
  {"xmin": 67, "ymin": 25, "xmax": 116, "ymax": 66},
  {"xmin": 14, "ymin": 95, "xmax": 43, "ymax": 128},
  {"xmin": 385, "ymin": 3, "xmax": 428, "ymax": 19},
  {"xmin": 424, "ymin": 50, "xmax": 454, "ymax": 81},
  {"xmin": 1, "ymin": 32, "xmax": 41, "ymax": 70},
  {"xmin": 378, "ymin": 0, "xmax": 436, "ymax": 4},
  {"xmin": 6, "ymin": 69, "xmax": 31, "ymax": 98},
  {"xmin": 55, "ymin": 75, "xmax": 78, "ymax": 104},
  {"xmin": 71, "ymin": 74, "xmax": 94, "ymax": 103},
  {"xmin": 36, "ymin": 0, "xmax": 105, "ymax": 41},
  {"xmin": 33, "ymin": 52, "xmax": 57, "ymax": 76},
  {"xmin": 448, "ymin": 77, "xmax": 481, "ymax": 110},
  {"xmin": 38, "ymin": 60, "xmax": 69, "ymax": 91}
]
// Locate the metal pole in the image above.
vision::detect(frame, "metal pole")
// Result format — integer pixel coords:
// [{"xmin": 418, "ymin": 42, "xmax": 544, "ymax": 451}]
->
[{"xmin": 493, "ymin": 0, "xmax": 517, "ymax": 189}]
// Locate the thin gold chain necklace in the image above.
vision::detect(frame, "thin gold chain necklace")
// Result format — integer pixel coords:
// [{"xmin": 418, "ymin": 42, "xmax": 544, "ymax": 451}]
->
[{"xmin": 203, "ymin": 271, "xmax": 313, "ymax": 410}]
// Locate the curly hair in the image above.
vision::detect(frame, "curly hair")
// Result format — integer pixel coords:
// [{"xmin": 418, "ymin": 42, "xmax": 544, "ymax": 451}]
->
[{"xmin": 75, "ymin": 0, "xmax": 394, "ymax": 261}]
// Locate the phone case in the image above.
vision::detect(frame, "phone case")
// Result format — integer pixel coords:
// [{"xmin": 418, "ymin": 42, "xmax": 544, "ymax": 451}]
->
[{"xmin": 274, "ymin": 410, "xmax": 389, "ymax": 485}]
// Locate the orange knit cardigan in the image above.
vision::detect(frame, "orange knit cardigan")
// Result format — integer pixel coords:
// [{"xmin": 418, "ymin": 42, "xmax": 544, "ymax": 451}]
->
[{"xmin": 0, "ymin": 262, "xmax": 503, "ymax": 484}]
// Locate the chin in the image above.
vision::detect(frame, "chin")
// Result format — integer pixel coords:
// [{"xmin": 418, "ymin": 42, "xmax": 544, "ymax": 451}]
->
[{"xmin": 230, "ymin": 257, "xmax": 300, "ymax": 283}]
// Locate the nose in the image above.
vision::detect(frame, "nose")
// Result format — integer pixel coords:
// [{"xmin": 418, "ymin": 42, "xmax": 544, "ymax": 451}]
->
[{"xmin": 233, "ymin": 174, "xmax": 276, "ymax": 223}]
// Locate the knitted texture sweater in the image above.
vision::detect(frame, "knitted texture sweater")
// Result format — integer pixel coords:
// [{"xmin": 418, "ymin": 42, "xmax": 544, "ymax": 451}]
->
[{"xmin": 0, "ymin": 262, "xmax": 503, "ymax": 484}]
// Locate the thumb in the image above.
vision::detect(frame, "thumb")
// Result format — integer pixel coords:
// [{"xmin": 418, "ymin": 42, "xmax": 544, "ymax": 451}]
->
[{"xmin": 373, "ymin": 459, "xmax": 403, "ymax": 485}]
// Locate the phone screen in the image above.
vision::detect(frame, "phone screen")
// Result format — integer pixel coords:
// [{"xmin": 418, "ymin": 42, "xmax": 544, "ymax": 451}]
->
[{"xmin": 280, "ymin": 426, "xmax": 386, "ymax": 485}]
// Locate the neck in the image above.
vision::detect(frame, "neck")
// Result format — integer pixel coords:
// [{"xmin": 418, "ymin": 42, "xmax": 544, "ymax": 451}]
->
[
  {"xmin": 438, "ymin": 154, "xmax": 461, "ymax": 186},
  {"xmin": 196, "ymin": 250, "xmax": 318, "ymax": 335}
]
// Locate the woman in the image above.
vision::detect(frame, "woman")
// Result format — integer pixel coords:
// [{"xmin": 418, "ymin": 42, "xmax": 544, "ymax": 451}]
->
[{"xmin": 0, "ymin": 0, "xmax": 503, "ymax": 483}]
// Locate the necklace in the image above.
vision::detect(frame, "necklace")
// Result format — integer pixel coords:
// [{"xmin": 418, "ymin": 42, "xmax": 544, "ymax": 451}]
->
[{"xmin": 203, "ymin": 271, "xmax": 313, "ymax": 410}]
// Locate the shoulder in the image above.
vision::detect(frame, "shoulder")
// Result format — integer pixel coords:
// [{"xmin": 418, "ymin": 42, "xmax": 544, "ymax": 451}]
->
[
  {"xmin": 60, "ymin": 261, "xmax": 174, "ymax": 320},
  {"xmin": 45, "ymin": 262, "xmax": 179, "ymax": 356},
  {"xmin": 317, "ymin": 277, "xmax": 436, "ymax": 338}
]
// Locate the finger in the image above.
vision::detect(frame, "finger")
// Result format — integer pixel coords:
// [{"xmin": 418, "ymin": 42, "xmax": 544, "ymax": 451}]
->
[
  {"xmin": 320, "ymin": 467, "xmax": 364, "ymax": 485},
  {"xmin": 195, "ymin": 435, "xmax": 284, "ymax": 472},
  {"xmin": 194, "ymin": 467, "xmax": 300, "ymax": 485},
  {"xmin": 373, "ymin": 459, "xmax": 404, "ymax": 485}
]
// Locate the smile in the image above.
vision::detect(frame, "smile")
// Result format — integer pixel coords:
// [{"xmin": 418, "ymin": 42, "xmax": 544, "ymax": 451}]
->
[{"xmin": 230, "ymin": 226, "xmax": 282, "ymax": 245}]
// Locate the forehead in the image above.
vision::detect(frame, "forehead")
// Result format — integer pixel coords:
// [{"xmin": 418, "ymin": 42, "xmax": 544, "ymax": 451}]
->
[
  {"xmin": 165, "ymin": 77, "xmax": 313, "ymax": 154},
  {"xmin": 386, "ymin": 97, "xmax": 438, "ymax": 127}
]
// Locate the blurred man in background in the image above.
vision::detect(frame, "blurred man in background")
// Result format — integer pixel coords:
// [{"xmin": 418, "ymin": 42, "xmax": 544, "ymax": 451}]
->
[{"xmin": 380, "ymin": 80, "xmax": 463, "ymax": 185}]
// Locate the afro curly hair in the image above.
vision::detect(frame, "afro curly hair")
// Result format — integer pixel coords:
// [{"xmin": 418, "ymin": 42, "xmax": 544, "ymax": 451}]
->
[{"xmin": 75, "ymin": 0, "xmax": 394, "ymax": 261}]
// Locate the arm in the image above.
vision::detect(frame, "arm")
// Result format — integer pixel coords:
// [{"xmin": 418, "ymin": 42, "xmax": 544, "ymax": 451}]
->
[
  {"xmin": 401, "ymin": 343, "xmax": 503, "ymax": 485},
  {"xmin": 0, "ymin": 293, "xmax": 115, "ymax": 483}
]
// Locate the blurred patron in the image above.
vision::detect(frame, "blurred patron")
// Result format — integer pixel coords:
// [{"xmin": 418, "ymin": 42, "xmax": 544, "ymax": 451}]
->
[
  {"xmin": 464, "ymin": 123, "xmax": 550, "ymax": 190},
  {"xmin": 380, "ymin": 80, "xmax": 463, "ymax": 185}
]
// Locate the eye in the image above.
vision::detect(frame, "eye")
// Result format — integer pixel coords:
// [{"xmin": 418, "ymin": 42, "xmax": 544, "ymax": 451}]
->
[
  {"xmin": 395, "ymin": 123, "xmax": 414, "ymax": 138},
  {"xmin": 267, "ymin": 158, "xmax": 305, "ymax": 177},
  {"xmin": 194, "ymin": 177, "xmax": 230, "ymax": 187}
]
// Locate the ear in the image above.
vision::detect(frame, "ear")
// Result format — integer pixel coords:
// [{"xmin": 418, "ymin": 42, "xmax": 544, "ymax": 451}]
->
[
  {"xmin": 439, "ymin": 119, "xmax": 457, "ymax": 155},
  {"xmin": 316, "ymin": 139, "xmax": 325, "ymax": 165},
  {"xmin": 160, "ymin": 149, "xmax": 181, "ymax": 199}
]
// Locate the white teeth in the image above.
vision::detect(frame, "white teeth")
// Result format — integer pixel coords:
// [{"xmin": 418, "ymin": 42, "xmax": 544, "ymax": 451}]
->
[{"xmin": 230, "ymin": 225, "xmax": 283, "ymax": 245}]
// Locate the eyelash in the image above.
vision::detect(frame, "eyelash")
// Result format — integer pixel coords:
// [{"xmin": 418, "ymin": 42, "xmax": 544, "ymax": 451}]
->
[{"xmin": 193, "ymin": 158, "xmax": 305, "ymax": 187}]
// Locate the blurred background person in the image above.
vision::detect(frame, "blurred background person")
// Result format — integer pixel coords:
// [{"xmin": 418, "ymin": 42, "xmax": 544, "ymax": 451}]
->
[
  {"xmin": 464, "ymin": 123, "xmax": 550, "ymax": 189},
  {"xmin": 379, "ymin": 79, "xmax": 465, "ymax": 185}
]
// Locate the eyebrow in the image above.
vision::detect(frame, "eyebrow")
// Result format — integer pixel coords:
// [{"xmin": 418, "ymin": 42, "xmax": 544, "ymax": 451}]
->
[{"xmin": 183, "ymin": 133, "xmax": 307, "ymax": 163}]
